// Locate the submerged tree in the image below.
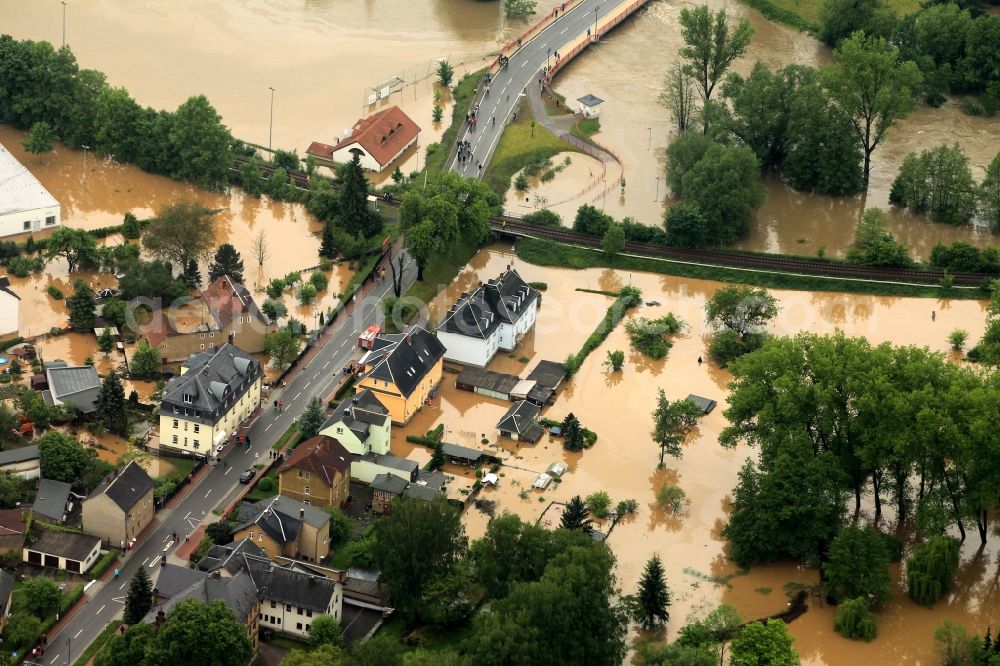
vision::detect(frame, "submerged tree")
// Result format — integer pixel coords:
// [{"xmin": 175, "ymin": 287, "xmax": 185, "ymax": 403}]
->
[
  {"xmin": 660, "ymin": 62, "xmax": 699, "ymax": 132},
  {"xmin": 208, "ymin": 243, "xmax": 245, "ymax": 284},
  {"xmin": 678, "ymin": 6, "xmax": 754, "ymax": 102},
  {"xmin": 560, "ymin": 495, "xmax": 591, "ymax": 531},
  {"xmin": 651, "ymin": 390, "xmax": 701, "ymax": 465},
  {"xmin": 632, "ymin": 554, "xmax": 671, "ymax": 631}
]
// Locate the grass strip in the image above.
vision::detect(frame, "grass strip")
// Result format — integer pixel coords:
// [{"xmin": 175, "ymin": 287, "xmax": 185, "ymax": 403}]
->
[
  {"xmin": 483, "ymin": 110, "xmax": 582, "ymax": 195},
  {"xmin": 425, "ymin": 70, "xmax": 484, "ymax": 176},
  {"xmin": 73, "ymin": 619, "xmax": 121, "ymax": 666},
  {"xmin": 563, "ymin": 285, "xmax": 642, "ymax": 375}
]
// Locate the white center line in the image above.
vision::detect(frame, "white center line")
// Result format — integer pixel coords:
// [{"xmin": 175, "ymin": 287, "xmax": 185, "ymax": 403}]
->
[
  {"xmin": 265, "ymin": 423, "xmax": 273, "ymax": 432},
  {"xmin": 49, "ymin": 654, "xmax": 60, "ymax": 664},
  {"xmin": 119, "ymin": 581, "xmax": 127, "ymax": 590},
  {"xmin": 141, "ymin": 557, "xmax": 149, "ymax": 566},
  {"xmin": 323, "ymin": 361, "xmax": 330, "ymax": 369},
  {"xmin": 74, "ymin": 628, "xmax": 84, "ymax": 639},
  {"xmin": 97, "ymin": 604, "xmax": 106, "ymax": 614},
  {"xmin": 205, "ymin": 488, "xmax": 213, "ymax": 498},
  {"xmin": 224, "ymin": 466, "xmax": 232, "ymax": 475},
  {"xmin": 294, "ymin": 391, "xmax": 302, "ymax": 400},
  {"xmin": 304, "ymin": 381, "xmax": 311, "ymax": 389}
]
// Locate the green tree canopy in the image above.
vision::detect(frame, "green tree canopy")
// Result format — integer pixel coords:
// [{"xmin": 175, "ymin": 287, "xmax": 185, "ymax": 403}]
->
[
  {"xmin": 299, "ymin": 397, "xmax": 325, "ymax": 439},
  {"xmin": 95, "ymin": 371, "xmax": 129, "ymax": 437},
  {"xmin": 21, "ymin": 120, "xmax": 55, "ymax": 156},
  {"xmin": 889, "ymin": 143, "xmax": 977, "ymax": 225},
  {"xmin": 602, "ymin": 222, "xmax": 625, "ymax": 257},
  {"xmin": 123, "ymin": 566, "xmax": 153, "ymax": 624},
  {"xmin": 22, "ymin": 577, "xmax": 60, "ymax": 616},
  {"xmin": 679, "ymin": 142, "xmax": 766, "ymax": 244},
  {"xmin": 38, "ymin": 430, "xmax": 91, "ymax": 484},
  {"xmin": 264, "ymin": 326, "xmax": 302, "ymax": 368},
  {"xmin": 632, "ymin": 554, "xmax": 671, "ymax": 630},
  {"xmin": 823, "ymin": 525, "xmax": 892, "ymax": 604},
  {"xmin": 979, "ymin": 152, "xmax": 1000, "ymax": 233},
  {"xmin": 307, "ymin": 614, "xmax": 345, "ymax": 649},
  {"xmin": 168, "ymin": 95, "xmax": 233, "ymax": 190},
  {"xmin": 337, "ymin": 153, "xmax": 380, "ymax": 238},
  {"xmin": 142, "ymin": 599, "xmax": 253, "ymax": 666},
  {"xmin": 651, "ymin": 391, "xmax": 701, "ymax": 465},
  {"xmin": 818, "ymin": 0, "xmax": 896, "ymax": 46},
  {"xmin": 130, "ymin": 340, "xmax": 162, "ymax": 379},
  {"xmin": 208, "ymin": 243, "xmax": 245, "ymax": 284},
  {"xmin": 665, "ymin": 203, "xmax": 708, "ymax": 249},
  {"xmin": 143, "ymin": 200, "xmax": 216, "ymax": 269},
  {"xmin": 67, "ymin": 278, "xmax": 97, "ymax": 330},
  {"xmin": 678, "ymin": 6, "xmax": 754, "ymax": 102},
  {"xmin": 729, "ymin": 620, "xmax": 800, "ymax": 666},
  {"xmin": 705, "ymin": 285, "xmax": 778, "ymax": 339},
  {"xmin": 46, "ymin": 227, "xmax": 99, "ymax": 273}
]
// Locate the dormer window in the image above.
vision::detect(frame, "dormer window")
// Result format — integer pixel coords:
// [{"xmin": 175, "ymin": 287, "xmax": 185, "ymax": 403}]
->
[{"xmin": 183, "ymin": 393, "xmax": 194, "ymax": 404}]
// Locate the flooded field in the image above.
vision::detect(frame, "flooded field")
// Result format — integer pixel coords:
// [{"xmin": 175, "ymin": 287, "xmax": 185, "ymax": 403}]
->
[
  {"xmin": 549, "ymin": 1, "xmax": 1000, "ymax": 259},
  {"xmin": 392, "ymin": 244, "xmax": 993, "ymax": 664}
]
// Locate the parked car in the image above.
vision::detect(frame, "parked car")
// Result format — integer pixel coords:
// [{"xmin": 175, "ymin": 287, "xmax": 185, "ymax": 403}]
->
[{"xmin": 239, "ymin": 469, "xmax": 256, "ymax": 484}]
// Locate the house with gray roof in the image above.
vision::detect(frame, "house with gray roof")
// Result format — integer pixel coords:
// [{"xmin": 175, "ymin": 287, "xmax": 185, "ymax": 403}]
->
[
  {"xmin": 352, "ymin": 451, "xmax": 419, "ymax": 485},
  {"xmin": 355, "ymin": 326, "xmax": 446, "ymax": 425},
  {"xmin": 232, "ymin": 494, "xmax": 331, "ymax": 563},
  {"xmin": 437, "ymin": 267, "xmax": 539, "ymax": 367},
  {"xmin": 242, "ymin": 553, "xmax": 342, "ymax": 639},
  {"xmin": 154, "ymin": 562, "xmax": 209, "ymax": 601},
  {"xmin": 82, "ymin": 460, "xmax": 155, "ymax": 546},
  {"xmin": 31, "ymin": 478, "xmax": 72, "ymax": 523},
  {"xmin": 371, "ymin": 473, "xmax": 408, "ymax": 514},
  {"xmin": 196, "ymin": 538, "xmax": 267, "ymax": 576},
  {"xmin": 497, "ymin": 400, "xmax": 543, "ymax": 443},
  {"xmin": 43, "ymin": 361, "xmax": 101, "ymax": 414},
  {"xmin": 158, "ymin": 343, "xmax": 263, "ymax": 458},
  {"xmin": 23, "ymin": 526, "xmax": 101, "ymax": 573},
  {"xmin": 0, "ymin": 444, "xmax": 40, "ymax": 479},
  {"xmin": 319, "ymin": 389, "xmax": 391, "ymax": 456}
]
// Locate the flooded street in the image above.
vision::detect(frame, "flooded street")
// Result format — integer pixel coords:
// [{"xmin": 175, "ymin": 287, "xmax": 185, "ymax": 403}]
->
[
  {"xmin": 394, "ymin": 244, "xmax": 992, "ymax": 664},
  {"xmin": 548, "ymin": 1, "xmax": 1000, "ymax": 259}
]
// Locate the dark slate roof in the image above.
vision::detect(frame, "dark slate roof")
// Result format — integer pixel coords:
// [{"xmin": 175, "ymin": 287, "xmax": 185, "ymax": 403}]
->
[
  {"xmin": 145, "ymin": 570, "xmax": 258, "ymax": 623},
  {"xmin": 403, "ymin": 483, "xmax": 443, "ymax": 502},
  {"xmin": 279, "ymin": 436, "xmax": 351, "ymax": 487},
  {"xmin": 441, "ymin": 443, "xmax": 483, "ymax": 463},
  {"xmin": 160, "ymin": 343, "xmax": 262, "ymax": 427},
  {"xmin": 46, "ymin": 365, "xmax": 100, "ymax": 413},
  {"xmin": 496, "ymin": 400, "xmax": 541, "ymax": 434},
  {"xmin": 455, "ymin": 366, "xmax": 519, "ymax": 395},
  {"xmin": 370, "ymin": 473, "xmax": 407, "ymax": 495},
  {"xmin": 234, "ymin": 495, "xmax": 329, "ymax": 545},
  {"xmin": 686, "ymin": 394, "xmax": 718, "ymax": 414},
  {"xmin": 29, "ymin": 527, "xmax": 100, "ymax": 562},
  {"xmin": 32, "ymin": 478, "xmax": 72, "ymax": 522},
  {"xmin": 321, "ymin": 388, "xmax": 390, "ymax": 438},
  {"xmin": 155, "ymin": 563, "xmax": 208, "ymax": 599},
  {"xmin": 0, "ymin": 444, "xmax": 39, "ymax": 466},
  {"xmin": 241, "ymin": 554, "xmax": 337, "ymax": 613},
  {"xmin": 0, "ymin": 277, "xmax": 20, "ymax": 301},
  {"xmin": 363, "ymin": 327, "xmax": 445, "ymax": 399},
  {"xmin": 197, "ymin": 538, "xmax": 266, "ymax": 574},
  {"xmin": 526, "ymin": 384, "xmax": 554, "ymax": 406},
  {"xmin": 437, "ymin": 268, "xmax": 539, "ymax": 339},
  {"xmin": 89, "ymin": 461, "xmax": 154, "ymax": 512},
  {"xmin": 0, "ymin": 570, "xmax": 13, "ymax": 615},
  {"xmin": 416, "ymin": 470, "xmax": 448, "ymax": 490},
  {"xmin": 357, "ymin": 453, "xmax": 418, "ymax": 476},
  {"xmin": 577, "ymin": 94, "xmax": 605, "ymax": 107},
  {"xmin": 526, "ymin": 360, "xmax": 566, "ymax": 389}
]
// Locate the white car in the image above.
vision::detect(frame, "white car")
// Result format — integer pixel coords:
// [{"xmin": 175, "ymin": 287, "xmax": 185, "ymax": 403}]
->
[{"xmin": 214, "ymin": 444, "xmax": 224, "ymax": 458}]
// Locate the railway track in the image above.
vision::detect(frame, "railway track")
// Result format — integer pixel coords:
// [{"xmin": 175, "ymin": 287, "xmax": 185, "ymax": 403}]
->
[{"xmin": 232, "ymin": 155, "xmax": 311, "ymax": 189}]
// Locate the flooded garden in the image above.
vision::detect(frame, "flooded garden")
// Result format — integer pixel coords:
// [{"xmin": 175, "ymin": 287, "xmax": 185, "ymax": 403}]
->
[{"xmin": 392, "ymin": 244, "xmax": 993, "ymax": 664}]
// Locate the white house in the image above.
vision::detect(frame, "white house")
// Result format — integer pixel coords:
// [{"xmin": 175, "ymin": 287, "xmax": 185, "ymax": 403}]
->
[
  {"xmin": 577, "ymin": 94, "xmax": 605, "ymax": 118},
  {"xmin": 437, "ymin": 267, "xmax": 540, "ymax": 368},
  {"xmin": 0, "ymin": 278, "xmax": 20, "ymax": 338},
  {"xmin": 318, "ymin": 388, "xmax": 391, "ymax": 456},
  {"xmin": 306, "ymin": 106, "xmax": 420, "ymax": 173},
  {"xmin": 0, "ymin": 143, "xmax": 60, "ymax": 238}
]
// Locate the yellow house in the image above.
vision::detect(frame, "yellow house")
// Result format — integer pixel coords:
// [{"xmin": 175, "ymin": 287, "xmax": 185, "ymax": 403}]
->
[
  {"xmin": 158, "ymin": 343, "xmax": 263, "ymax": 458},
  {"xmin": 277, "ymin": 435, "xmax": 352, "ymax": 509},
  {"xmin": 231, "ymin": 495, "xmax": 331, "ymax": 563},
  {"xmin": 355, "ymin": 326, "xmax": 446, "ymax": 425}
]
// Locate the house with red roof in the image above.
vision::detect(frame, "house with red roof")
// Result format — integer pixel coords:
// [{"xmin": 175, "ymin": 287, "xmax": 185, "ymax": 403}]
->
[{"xmin": 306, "ymin": 106, "xmax": 420, "ymax": 173}]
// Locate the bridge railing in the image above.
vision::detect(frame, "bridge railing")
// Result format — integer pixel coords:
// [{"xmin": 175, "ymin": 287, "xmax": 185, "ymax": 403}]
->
[
  {"xmin": 543, "ymin": 0, "xmax": 650, "ymax": 85},
  {"xmin": 492, "ymin": 0, "xmax": 586, "ymax": 75}
]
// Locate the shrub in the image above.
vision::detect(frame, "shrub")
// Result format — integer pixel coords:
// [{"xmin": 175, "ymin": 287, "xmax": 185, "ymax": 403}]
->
[
  {"xmin": 309, "ymin": 271, "xmax": 329, "ymax": 292},
  {"xmin": 514, "ymin": 174, "xmax": 529, "ymax": 191},
  {"xmin": 586, "ymin": 491, "xmax": 612, "ymax": 519},
  {"xmin": 528, "ymin": 281, "xmax": 547, "ymax": 290},
  {"xmin": 256, "ymin": 477, "xmax": 275, "ymax": 493},
  {"xmin": 624, "ymin": 314, "xmax": 683, "ymax": 359},
  {"xmin": 266, "ymin": 279, "xmax": 286, "ymax": 299},
  {"xmin": 298, "ymin": 283, "xmax": 317, "ymax": 305},
  {"xmin": 949, "ymin": 329, "xmax": 968, "ymax": 351},
  {"xmin": 833, "ymin": 598, "xmax": 877, "ymax": 641},
  {"xmin": 657, "ymin": 484, "xmax": 689, "ymax": 513},
  {"xmin": 961, "ymin": 96, "xmax": 985, "ymax": 116},
  {"xmin": 523, "ymin": 209, "xmax": 562, "ymax": 227},
  {"xmin": 46, "ymin": 285, "xmax": 64, "ymax": 299},
  {"xmin": 907, "ymin": 536, "xmax": 961, "ymax": 606},
  {"xmin": 564, "ymin": 286, "xmax": 642, "ymax": 375},
  {"xmin": 616, "ymin": 499, "xmax": 638, "ymax": 516}
]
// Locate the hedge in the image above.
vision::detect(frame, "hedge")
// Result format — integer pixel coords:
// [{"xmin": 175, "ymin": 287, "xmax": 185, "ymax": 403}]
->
[
  {"xmin": 90, "ymin": 548, "xmax": 120, "ymax": 579},
  {"xmin": 563, "ymin": 285, "xmax": 642, "ymax": 375}
]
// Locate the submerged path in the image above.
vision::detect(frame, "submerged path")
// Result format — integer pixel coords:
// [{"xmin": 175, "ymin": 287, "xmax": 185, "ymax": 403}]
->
[{"xmin": 447, "ymin": 0, "xmax": 651, "ymax": 177}]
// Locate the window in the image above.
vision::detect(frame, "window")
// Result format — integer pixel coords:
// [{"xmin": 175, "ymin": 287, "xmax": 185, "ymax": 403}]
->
[
  {"xmin": 184, "ymin": 437, "xmax": 188, "ymax": 446},
  {"xmin": 239, "ymin": 317, "xmax": 244, "ymax": 324},
  {"xmin": 45, "ymin": 215, "xmax": 55, "ymax": 226},
  {"xmin": 270, "ymin": 601, "xmax": 276, "ymax": 609},
  {"xmin": 258, "ymin": 533, "xmax": 262, "ymax": 542},
  {"xmin": 302, "ymin": 499, "xmax": 310, "ymax": 506},
  {"xmin": 183, "ymin": 393, "xmax": 194, "ymax": 404},
  {"xmin": 209, "ymin": 343, "xmax": 213, "ymax": 348},
  {"xmin": 200, "ymin": 333, "xmax": 205, "ymax": 339},
  {"xmin": 306, "ymin": 609, "xmax": 313, "ymax": 618},
  {"xmin": 304, "ymin": 486, "xmax": 310, "ymax": 495},
  {"xmin": 305, "ymin": 624, "xmax": 310, "ymax": 632},
  {"xmin": 184, "ymin": 421, "xmax": 189, "ymax": 431},
  {"xmin": 194, "ymin": 424, "xmax": 200, "ymax": 433},
  {"xmin": 173, "ymin": 419, "xmax": 178, "ymax": 428},
  {"xmin": 193, "ymin": 440, "xmax": 199, "ymax": 449},
  {"xmin": 336, "ymin": 427, "xmax": 343, "ymax": 434},
  {"xmin": 286, "ymin": 604, "xmax": 292, "ymax": 612},
  {"xmin": 200, "ymin": 344, "xmax": 205, "ymax": 350},
  {"xmin": 297, "ymin": 470, "xmax": 310, "ymax": 479},
  {"xmin": 23, "ymin": 221, "xmax": 30, "ymax": 231},
  {"xmin": 296, "ymin": 622, "xmax": 302, "ymax": 631},
  {"xmin": 172, "ymin": 435, "xmax": 178, "ymax": 444}
]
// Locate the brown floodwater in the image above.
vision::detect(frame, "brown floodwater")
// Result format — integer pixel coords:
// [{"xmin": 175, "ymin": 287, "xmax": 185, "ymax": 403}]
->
[
  {"xmin": 548, "ymin": 1, "xmax": 1000, "ymax": 259},
  {"xmin": 391, "ymin": 244, "xmax": 992, "ymax": 664}
]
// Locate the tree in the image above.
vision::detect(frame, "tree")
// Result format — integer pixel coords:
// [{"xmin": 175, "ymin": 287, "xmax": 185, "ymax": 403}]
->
[
  {"xmin": 0, "ymin": 471, "xmax": 32, "ymax": 508},
  {"xmin": 678, "ymin": 6, "xmax": 753, "ymax": 103},
  {"xmin": 933, "ymin": 621, "xmax": 980, "ymax": 666},
  {"xmin": 307, "ymin": 614, "xmax": 344, "ymax": 649},
  {"xmin": 980, "ymin": 152, "xmax": 1000, "ymax": 233},
  {"xmin": 586, "ymin": 491, "xmax": 612, "ymax": 519},
  {"xmin": 46, "ymin": 227, "xmax": 98, "ymax": 272},
  {"xmin": 98, "ymin": 326, "xmax": 115, "ymax": 355},
  {"xmin": 849, "ymin": 208, "xmax": 911, "ymax": 267},
  {"xmin": 22, "ymin": 577, "xmax": 60, "ymax": 616},
  {"xmin": 676, "ymin": 604, "xmax": 743, "ymax": 663},
  {"xmin": 298, "ymin": 283, "xmax": 317, "ymax": 305},
  {"xmin": 309, "ymin": 271, "xmax": 328, "ymax": 293},
  {"xmin": 949, "ymin": 329, "xmax": 969, "ymax": 351},
  {"xmin": 264, "ymin": 327, "xmax": 301, "ymax": 368},
  {"xmin": 130, "ymin": 340, "xmax": 162, "ymax": 379},
  {"xmin": 665, "ymin": 203, "xmax": 708, "ymax": 249},
  {"xmin": 633, "ymin": 554, "xmax": 671, "ymax": 630},
  {"xmin": 822, "ymin": 32, "xmax": 922, "ymax": 191},
  {"xmin": 38, "ymin": 430, "xmax": 92, "ymax": 484},
  {"xmin": 183, "ymin": 258, "xmax": 202, "ymax": 289},
  {"xmin": 602, "ymin": 222, "xmax": 625, "ymax": 257},
  {"xmin": 143, "ymin": 200, "xmax": 216, "ymax": 269},
  {"xmin": 143, "ymin": 599, "xmax": 253, "ymax": 666},
  {"xmin": 818, "ymin": 0, "xmax": 896, "ymax": 46},
  {"xmin": 18, "ymin": 389, "xmax": 61, "ymax": 431},
  {"xmin": 465, "ymin": 543, "xmax": 628, "ymax": 665},
  {"xmin": 665, "ymin": 132, "xmax": 715, "ymax": 197},
  {"xmin": 503, "ymin": 0, "xmax": 537, "ymax": 19},
  {"xmin": 651, "ymin": 391, "xmax": 701, "ymax": 465},
  {"xmin": 907, "ymin": 536, "xmax": 960, "ymax": 605},
  {"xmin": 660, "ymin": 62, "xmax": 698, "ymax": 132},
  {"xmin": 21, "ymin": 120, "xmax": 55, "ymax": 156},
  {"xmin": 429, "ymin": 440, "xmax": 445, "ymax": 471},
  {"xmin": 299, "ymin": 397, "xmax": 325, "ymax": 439},
  {"xmin": 96, "ymin": 624, "xmax": 156, "ymax": 666},
  {"xmin": 252, "ymin": 230, "xmax": 268, "ymax": 278},
  {"xmin": 121, "ymin": 212, "xmax": 142, "ymax": 239},
  {"xmin": 208, "ymin": 244, "xmax": 245, "ymax": 284},
  {"xmin": 435, "ymin": 60, "xmax": 454, "ymax": 88},
  {"xmin": 705, "ymin": 285, "xmax": 778, "ymax": 340},
  {"xmin": 5, "ymin": 613, "xmax": 42, "ymax": 650},
  {"xmin": 372, "ymin": 496, "xmax": 467, "ymax": 621},
  {"xmin": 635, "ymin": 640, "xmax": 718, "ymax": 666},
  {"xmin": 118, "ymin": 259, "xmax": 187, "ymax": 302},
  {"xmin": 405, "ymin": 219, "xmax": 441, "ymax": 282},
  {"xmin": 123, "ymin": 566, "xmax": 153, "ymax": 624},
  {"xmin": 680, "ymin": 143, "xmax": 766, "ymax": 244},
  {"xmin": 205, "ymin": 521, "xmax": 233, "ymax": 545},
  {"xmin": 729, "ymin": 620, "xmax": 800, "ymax": 666},
  {"xmin": 561, "ymin": 413, "xmax": 585, "ymax": 452},
  {"xmin": 273, "ymin": 149, "xmax": 300, "ymax": 173},
  {"xmin": 560, "ymin": 495, "xmax": 591, "ymax": 531},
  {"xmin": 604, "ymin": 349, "xmax": 625, "ymax": 371},
  {"xmin": 823, "ymin": 525, "xmax": 892, "ymax": 604},
  {"xmin": 319, "ymin": 221, "xmax": 337, "ymax": 260},
  {"xmin": 338, "ymin": 153, "xmax": 379, "ymax": 237},
  {"xmin": 95, "ymin": 371, "xmax": 129, "ymax": 437},
  {"xmin": 262, "ymin": 299, "xmax": 287, "ymax": 322},
  {"xmin": 965, "ymin": 15, "xmax": 1000, "ymax": 93},
  {"xmin": 168, "ymin": 95, "xmax": 234, "ymax": 190},
  {"xmin": 889, "ymin": 144, "xmax": 977, "ymax": 224},
  {"xmin": 833, "ymin": 597, "xmax": 878, "ymax": 641}
]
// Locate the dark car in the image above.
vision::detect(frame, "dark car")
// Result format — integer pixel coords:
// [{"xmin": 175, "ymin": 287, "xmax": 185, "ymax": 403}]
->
[{"xmin": 239, "ymin": 469, "xmax": 256, "ymax": 484}]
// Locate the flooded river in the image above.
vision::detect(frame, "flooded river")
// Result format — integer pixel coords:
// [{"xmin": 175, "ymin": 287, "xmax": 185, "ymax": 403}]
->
[{"xmin": 393, "ymin": 244, "xmax": 992, "ymax": 665}]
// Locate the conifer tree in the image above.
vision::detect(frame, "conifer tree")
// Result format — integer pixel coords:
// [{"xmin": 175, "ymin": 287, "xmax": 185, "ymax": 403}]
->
[
  {"xmin": 560, "ymin": 495, "xmax": 591, "ymax": 531},
  {"xmin": 95, "ymin": 371, "xmax": 129, "ymax": 436},
  {"xmin": 208, "ymin": 244, "xmax": 245, "ymax": 284},
  {"xmin": 67, "ymin": 279, "xmax": 96, "ymax": 330},
  {"xmin": 98, "ymin": 327, "xmax": 115, "ymax": 355},
  {"xmin": 562, "ymin": 413, "xmax": 584, "ymax": 452},
  {"xmin": 298, "ymin": 397, "xmax": 325, "ymax": 440},
  {"xmin": 429, "ymin": 440, "xmax": 445, "ymax": 471},
  {"xmin": 123, "ymin": 567, "xmax": 153, "ymax": 625},
  {"xmin": 633, "ymin": 554, "xmax": 671, "ymax": 630}
]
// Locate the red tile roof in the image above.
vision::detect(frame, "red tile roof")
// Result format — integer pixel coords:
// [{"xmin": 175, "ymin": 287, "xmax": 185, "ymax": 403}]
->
[
  {"xmin": 0, "ymin": 509, "xmax": 25, "ymax": 536},
  {"xmin": 141, "ymin": 276, "xmax": 265, "ymax": 347},
  {"xmin": 308, "ymin": 106, "xmax": 420, "ymax": 168},
  {"xmin": 279, "ymin": 436, "xmax": 352, "ymax": 487}
]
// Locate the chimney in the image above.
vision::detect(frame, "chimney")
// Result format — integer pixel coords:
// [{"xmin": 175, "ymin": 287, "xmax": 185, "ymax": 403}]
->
[{"xmin": 299, "ymin": 508, "xmax": 305, "ymax": 520}]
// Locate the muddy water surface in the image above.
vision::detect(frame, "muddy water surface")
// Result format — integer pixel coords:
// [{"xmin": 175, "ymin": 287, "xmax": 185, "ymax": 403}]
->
[
  {"xmin": 394, "ymin": 244, "xmax": 992, "ymax": 664},
  {"xmin": 549, "ymin": 1, "xmax": 1000, "ymax": 259}
]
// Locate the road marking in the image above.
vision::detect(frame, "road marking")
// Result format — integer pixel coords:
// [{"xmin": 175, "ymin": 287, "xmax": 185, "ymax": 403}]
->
[
  {"xmin": 265, "ymin": 423, "xmax": 273, "ymax": 431},
  {"xmin": 97, "ymin": 604, "xmax": 106, "ymax": 615},
  {"xmin": 561, "ymin": 27, "xmax": 569, "ymax": 34},
  {"xmin": 49, "ymin": 654, "xmax": 60, "ymax": 664},
  {"xmin": 204, "ymin": 488, "xmax": 212, "ymax": 498},
  {"xmin": 294, "ymin": 391, "xmax": 302, "ymax": 400},
  {"xmin": 148, "ymin": 558, "xmax": 159, "ymax": 569},
  {"xmin": 74, "ymin": 628, "xmax": 84, "ymax": 639},
  {"xmin": 313, "ymin": 372, "xmax": 320, "ymax": 379},
  {"xmin": 141, "ymin": 557, "xmax": 149, "ymax": 566},
  {"xmin": 521, "ymin": 60, "xmax": 528, "ymax": 68},
  {"xmin": 304, "ymin": 381, "xmax": 311, "ymax": 389},
  {"xmin": 323, "ymin": 361, "xmax": 330, "ymax": 369},
  {"xmin": 119, "ymin": 580, "xmax": 127, "ymax": 589},
  {"xmin": 224, "ymin": 466, "xmax": 232, "ymax": 475}
]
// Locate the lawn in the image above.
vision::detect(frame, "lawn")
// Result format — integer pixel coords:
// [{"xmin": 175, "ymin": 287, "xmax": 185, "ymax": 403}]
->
[
  {"xmin": 73, "ymin": 620, "xmax": 120, "ymax": 666},
  {"xmin": 272, "ymin": 423, "xmax": 301, "ymax": 451},
  {"xmin": 424, "ymin": 69, "xmax": 485, "ymax": 176},
  {"xmin": 378, "ymin": 615, "xmax": 477, "ymax": 655},
  {"xmin": 243, "ymin": 468, "xmax": 279, "ymax": 502},
  {"xmin": 483, "ymin": 110, "xmax": 581, "ymax": 195},
  {"xmin": 405, "ymin": 236, "xmax": 482, "ymax": 306},
  {"xmin": 4, "ymin": 580, "xmax": 85, "ymax": 654},
  {"xmin": 158, "ymin": 456, "xmax": 197, "ymax": 480},
  {"xmin": 741, "ymin": 0, "xmax": 923, "ymax": 31}
]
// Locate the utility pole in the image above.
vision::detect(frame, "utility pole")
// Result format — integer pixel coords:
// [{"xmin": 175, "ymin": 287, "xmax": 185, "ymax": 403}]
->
[
  {"xmin": 655, "ymin": 176, "xmax": 660, "ymax": 201},
  {"xmin": 594, "ymin": 6, "xmax": 600, "ymax": 41},
  {"xmin": 61, "ymin": 1, "xmax": 67, "ymax": 48},
  {"xmin": 82, "ymin": 145, "xmax": 89, "ymax": 187},
  {"xmin": 647, "ymin": 127, "xmax": 651, "ymax": 150},
  {"xmin": 268, "ymin": 86, "xmax": 276, "ymax": 153}
]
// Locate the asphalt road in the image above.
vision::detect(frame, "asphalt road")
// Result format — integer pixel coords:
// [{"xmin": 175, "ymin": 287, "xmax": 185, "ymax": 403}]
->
[
  {"xmin": 448, "ymin": 0, "xmax": 607, "ymax": 177},
  {"xmin": 39, "ymin": 253, "xmax": 416, "ymax": 666}
]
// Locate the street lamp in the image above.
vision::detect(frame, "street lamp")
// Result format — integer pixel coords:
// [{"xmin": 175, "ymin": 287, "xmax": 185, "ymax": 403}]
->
[
  {"xmin": 61, "ymin": 2, "xmax": 67, "ymax": 48},
  {"xmin": 647, "ymin": 127, "xmax": 652, "ymax": 150},
  {"xmin": 655, "ymin": 176, "xmax": 660, "ymax": 201},
  {"xmin": 81, "ymin": 145, "xmax": 90, "ymax": 187},
  {"xmin": 547, "ymin": 47, "xmax": 551, "ymax": 69},
  {"xmin": 594, "ymin": 6, "xmax": 600, "ymax": 40},
  {"xmin": 268, "ymin": 86, "xmax": 275, "ymax": 153}
]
